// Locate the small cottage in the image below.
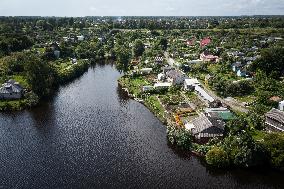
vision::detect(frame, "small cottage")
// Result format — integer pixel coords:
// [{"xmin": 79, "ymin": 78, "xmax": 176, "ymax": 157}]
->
[{"xmin": 0, "ymin": 80, "xmax": 24, "ymax": 100}]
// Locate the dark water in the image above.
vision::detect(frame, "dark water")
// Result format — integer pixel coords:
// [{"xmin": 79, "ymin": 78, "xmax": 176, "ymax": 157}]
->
[{"xmin": 0, "ymin": 64, "xmax": 283, "ymax": 189}]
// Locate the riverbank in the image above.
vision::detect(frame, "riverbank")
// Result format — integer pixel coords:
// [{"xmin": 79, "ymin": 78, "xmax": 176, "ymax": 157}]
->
[{"xmin": 117, "ymin": 74, "xmax": 284, "ymax": 171}]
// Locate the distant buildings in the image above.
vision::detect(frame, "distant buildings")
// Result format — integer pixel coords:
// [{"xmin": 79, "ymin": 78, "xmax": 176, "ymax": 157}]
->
[{"xmin": 0, "ymin": 80, "xmax": 24, "ymax": 100}]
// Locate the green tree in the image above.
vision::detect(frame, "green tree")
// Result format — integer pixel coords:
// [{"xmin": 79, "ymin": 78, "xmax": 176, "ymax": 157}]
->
[
  {"xmin": 250, "ymin": 47, "xmax": 284, "ymax": 79},
  {"xmin": 24, "ymin": 55, "xmax": 57, "ymax": 97},
  {"xmin": 132, "ymin": 39, "xmax": 145, "ymax": 57},
  {"xmin": 206, "ymin": 147, "xmax": 230, "ymax": 168},
  {"xmin": 159, "ymin": 38, "xmax": 168, "ymax": 51}
]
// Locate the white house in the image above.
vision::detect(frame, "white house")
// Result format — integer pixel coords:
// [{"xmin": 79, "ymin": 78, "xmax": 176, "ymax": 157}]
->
[
  {"xmin": 184, "ymin": 78, "xmax": 200, "ymax": 91},
  {"xmin": 279, "ymin": 100, "xmax": 284, "ymax": 111},
  {"xmin": 188, "ymin": 59, "xmax": 203, "ymax": 64},
  {"xmin": 154, "ymin": 82, "xmax": 172, "ymax": 89},
  {"xmin": 0, "ymin": 80, "xmax": 24, "ymax": 100},
  {"xmin": 77, "ymin": 35, "xmax": 84, "ymax": 41},
  {"xmin": 139, "ymin": 68, "xmax": 152, "ymax": 75}
]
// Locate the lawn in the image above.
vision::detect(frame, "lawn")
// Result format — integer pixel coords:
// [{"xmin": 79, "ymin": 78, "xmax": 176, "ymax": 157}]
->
[{"xmin": 119, "ymin": 76, "xmax": 150, "ymax": 97}]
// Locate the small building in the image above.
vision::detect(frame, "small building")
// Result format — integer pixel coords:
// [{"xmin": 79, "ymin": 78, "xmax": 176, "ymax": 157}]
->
[
  {"xmin": 166, "ymin": 70, "xmax": 185, "ymax": 85},
  {"xmin": 142, "ymin": 86, "xmax": 154, "ymax": 92},
  {"xmin": 71, "ymin": 58, "xmax": 77, "ymax": 64},
  {"xmin": 184, "ymin": 78, "xmax": 200, "ymax": 91},
  {"xmin": 54, "ymin": 50, "xmax": 60, "ymax": 59},
  {"xmin": 139, "ymin": 68, "xmax": 152, "ymax": 75},
  {"xmin": 237, "ymin": 69, "xmax": 247, "ymax": 77},
  {"xmin": 0, "ymin": 80, "xmax": 24, "ymax": 100},
  {"xmin": 157, "ymin": 73, "xmax": 166, "ymax": 81},
  {"xmin": 232, "ymin": 62, "xmax": 242, "ymax": 72},
  {"xmin": 204, "ymin": 107, "xmax": 235, "ymax": 121},
  {"xmin": 194, "ymin": 85, "xmax": 215, "ymax": 103},
  {"xmin": 185, "ymin": 114, "xmax": 225, "ymax": 142},
  {"xmin": 279, "ymin": 100, "xmax": 284, "ymax": 111},
  {"xmin": 154, "ymin": 82, "xmax": 172, "ymax": 89},
  {"xmin": 265, "ymin": 108, "xmax": 284, "ymax": 132},
  {"xmin": 188, "ymin": 59, "xmax": 203, "ymax": 64},
  {"xmin": 200, "ymin": 52, "xmax": 219, "ymax": 62},
  {"xmin": 77, "ymin": 35, "xmax": 84, "ymax": 41}
]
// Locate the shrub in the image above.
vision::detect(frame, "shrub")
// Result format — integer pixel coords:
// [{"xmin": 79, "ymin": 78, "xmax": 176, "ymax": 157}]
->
[
  {"xmin": 262, "ymin": 133, "xmax": 284, "ymax": 168},
  {"xmin": 167, "ymin": 125, "xmax": 192, "ymax": 150},
  {"xmin": 206, "ymin": 147, "xmax": 230, "ymax": 168}
]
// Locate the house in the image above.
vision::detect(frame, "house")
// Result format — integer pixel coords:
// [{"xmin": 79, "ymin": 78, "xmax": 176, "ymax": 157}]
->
[
  {"xmin": 54, "ymin": 50, "xmax": 60, "ymax": 58},
  {"xmin": 71, "ymin": 58, "xmax": 77, "ymax": 64},
  {"xmin": 265, "ymin": 108, "xmax": 284, "ymax": 132},
  {"xmin": 279, "ymin": 100, "xmax": 284, "ymax": 111},
  {"xmin": 195, "ymin": 85, "xmax": 215, "ymax": 103},
  {"xmin": 0, "ymin": 80, "xmax": 24, "ymax": 100},
  {"xmin": 139, "ymin": 68, "xmax": 152, "ymax": 75},
  {"xmin": 158, "ymin": 73, "xmax": 166, "ymax": 81},
  {"xmin": 142, "ymin": 86, "xmax": 154, "ymax": 92},
  {"xmin": 200, "ymin": 37, "xmax": 211, "ymax": 47},
  {"xmin": 227, "ymin": 51, "xmax": 245, "ymax": 58},
  {"xmin": 185, "ymin": 113, "xmax": 225, "ymax": 142},
  {"xmin": 166, "ymin": 70, "xmax": 185, "ymax": 85},
  {"xmin": 77, "ymin": 35, "xmax": 84, "ymax": 41},
  {"xmin": 237, "ymin": 69, "xmax": 247, "ymax": 77},
  {"xmin": 232, "ymin": 62, "xmax": 242, "ymax": 72},
  {"xmin": 154, "ymin": 82, "xmax": 172, "ymax": 89},
  {"xmin": 200, "ymin": 52, "xmax": 219, "ymax": 62},
  {"xmin": 184, "ymin": 78, "xmax": 200, "ymax": 91},
  {"xmin": 188, "ymin": 59, "xmax": 203, "ymax": 64}
]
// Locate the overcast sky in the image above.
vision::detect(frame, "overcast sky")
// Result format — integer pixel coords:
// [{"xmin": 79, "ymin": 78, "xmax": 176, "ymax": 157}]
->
[{"xmin": 0, "ymin": 0, "xmax": 284, "ymax": 16}]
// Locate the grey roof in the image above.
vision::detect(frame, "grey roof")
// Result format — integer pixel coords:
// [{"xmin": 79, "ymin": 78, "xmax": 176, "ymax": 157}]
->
[
  {"xmin": 166, "ymin": 70, "xmax": 183, "ymax": 79},
  {"xmin": 265, "ymin": 108, "xmax": 284, "ymax": 125},
  {"xmin": 191, "ymin": 114, "xmax": 225, "ymax": 135},
  {"xmin": 0, "ymin": 80, "xmax": 23, "ymax": 94}
]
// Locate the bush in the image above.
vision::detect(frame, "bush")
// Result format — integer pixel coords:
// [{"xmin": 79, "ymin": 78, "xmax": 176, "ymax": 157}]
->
[
  {"xmin": 262, "ymin": 133, "xmax": 284, "ymax": 168},
  {"xmin": 206, "ymin": 147, "xmax": 230, "ymax": 168},
  {"xmin": 167, "ymin": 125, "xmax": 192, "ymax": 150}
]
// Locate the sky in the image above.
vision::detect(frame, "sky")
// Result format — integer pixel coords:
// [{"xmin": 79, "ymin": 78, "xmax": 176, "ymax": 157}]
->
[{"xmin": 0, "ymin": 0, "xmax": 284, "ymax": 16}]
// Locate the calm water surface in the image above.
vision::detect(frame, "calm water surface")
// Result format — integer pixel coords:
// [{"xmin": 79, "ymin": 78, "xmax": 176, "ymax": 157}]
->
[{"xmin": 0, "ymin": 64, "xmax": 283, "ymax": 189}]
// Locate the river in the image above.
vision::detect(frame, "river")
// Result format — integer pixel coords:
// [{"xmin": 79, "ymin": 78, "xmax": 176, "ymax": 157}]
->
[{"xmin": 0, "ymin": 63, "xmax": 283, "ymax": 189}]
